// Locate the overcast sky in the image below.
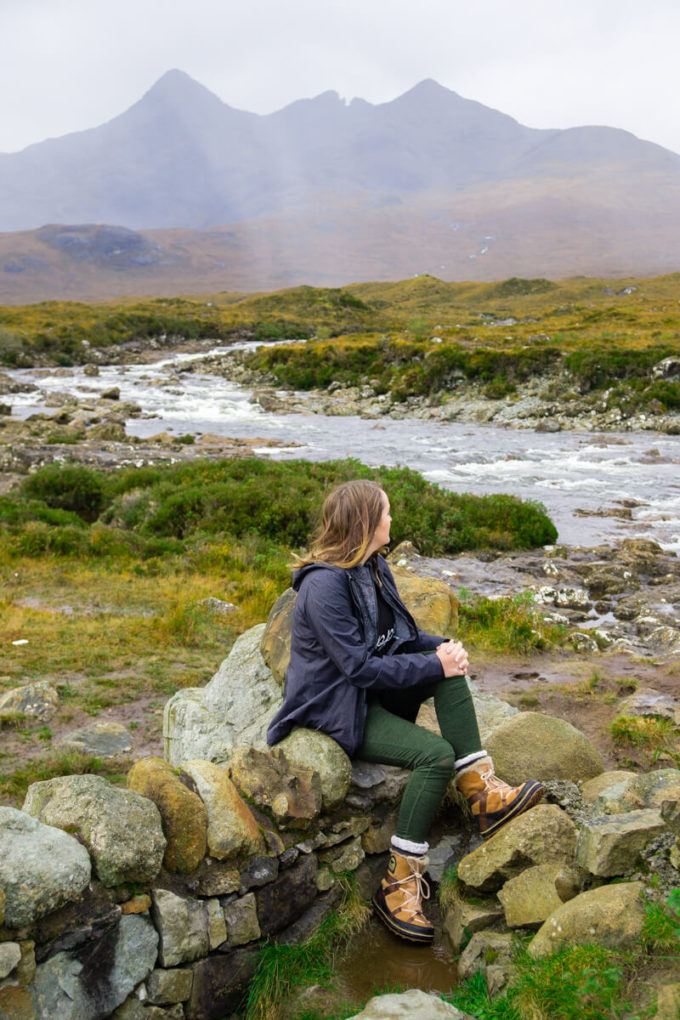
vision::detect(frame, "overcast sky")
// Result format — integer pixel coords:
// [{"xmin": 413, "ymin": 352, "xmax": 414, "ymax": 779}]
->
[{"xmin": 2, "ymin": 0, "xmax": 679, "ymax": 155}]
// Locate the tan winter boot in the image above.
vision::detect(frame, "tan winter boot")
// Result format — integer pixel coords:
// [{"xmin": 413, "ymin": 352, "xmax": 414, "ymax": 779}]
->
[
  {"xmin": 372, "ymin": 852, "xmax": 434, "ymax": 945},
  {"xmin": 456, "ymin": 755, "xmax": 545, "ymax": 840}
]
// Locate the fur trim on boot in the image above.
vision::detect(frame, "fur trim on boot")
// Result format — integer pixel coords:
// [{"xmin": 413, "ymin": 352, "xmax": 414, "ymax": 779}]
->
[
  {"xmin": 455, "ymin": 755, "xmax": 544, "ymax": 840},
  {"xmin": 372, "ymin": 851, "xmax": 434, "ymax": 945}
]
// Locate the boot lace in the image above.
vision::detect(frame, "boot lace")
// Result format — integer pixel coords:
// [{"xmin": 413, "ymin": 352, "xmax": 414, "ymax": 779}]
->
[
  {"xmin": 393, "ymin": 857, "xmax": 431, "ymax": 920},
  {"xmin": 479, "ymin": 768, "xmax": 512, "ymax": 794}
]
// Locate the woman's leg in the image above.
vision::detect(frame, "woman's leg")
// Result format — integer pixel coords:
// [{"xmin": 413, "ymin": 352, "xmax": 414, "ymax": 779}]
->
[{"xmin": 358, "ymin": 697, "xmax": 455, "ymax": 846}]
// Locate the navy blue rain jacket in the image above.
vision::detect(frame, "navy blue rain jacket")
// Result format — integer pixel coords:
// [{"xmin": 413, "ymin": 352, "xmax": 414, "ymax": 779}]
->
[{"xmin": 266, "ymin": 556, "xmax": 445, "ymax": 756}]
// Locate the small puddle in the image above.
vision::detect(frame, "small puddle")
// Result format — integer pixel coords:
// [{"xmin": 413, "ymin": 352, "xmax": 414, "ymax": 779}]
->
[{"xmin": 335, "ymin": 910, "xmax": 458, "ymax": 1002}]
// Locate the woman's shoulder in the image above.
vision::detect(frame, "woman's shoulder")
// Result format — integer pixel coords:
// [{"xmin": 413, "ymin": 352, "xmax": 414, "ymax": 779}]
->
[{"xmin": 293, "ymin": 562, "xmax": 350, "ymax": 594}]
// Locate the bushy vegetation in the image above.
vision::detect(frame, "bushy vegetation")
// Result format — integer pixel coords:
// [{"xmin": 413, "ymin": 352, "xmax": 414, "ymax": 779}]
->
[{"xmin": 5, "ymin": 458, "xmax": 557, "ymax": 557}]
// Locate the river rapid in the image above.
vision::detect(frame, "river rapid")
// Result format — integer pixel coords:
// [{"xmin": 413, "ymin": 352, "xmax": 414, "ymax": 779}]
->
[{"xmin": 8, "ymin": 346, "xmax": 680, "ymax": 552}]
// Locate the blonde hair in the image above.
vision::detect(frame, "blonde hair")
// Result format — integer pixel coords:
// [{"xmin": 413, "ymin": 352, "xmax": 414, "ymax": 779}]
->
[{"xmin": 295, "ymin": 479, "xmax": 386, "ymax": 569}]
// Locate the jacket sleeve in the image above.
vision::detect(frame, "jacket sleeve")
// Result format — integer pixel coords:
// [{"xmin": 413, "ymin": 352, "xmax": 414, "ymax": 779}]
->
[{"xmin": 297, "ymin": 569, "xmax": 444, "ymax": 691}]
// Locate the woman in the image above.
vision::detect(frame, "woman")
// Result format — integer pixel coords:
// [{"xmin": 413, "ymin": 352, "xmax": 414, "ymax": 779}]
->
[{"xmin": 267, "ymin": 479, "xmax": 544, "ymax": 945}]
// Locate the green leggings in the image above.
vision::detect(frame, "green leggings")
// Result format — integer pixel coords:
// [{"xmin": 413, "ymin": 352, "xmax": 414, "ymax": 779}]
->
[{"xmin": 356, "ymin": 674, "xmax": 482, "ymax": 844}]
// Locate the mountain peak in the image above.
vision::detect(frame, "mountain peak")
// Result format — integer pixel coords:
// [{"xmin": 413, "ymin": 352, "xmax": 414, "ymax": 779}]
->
[{"xmin": 139, "ymin": 69, "xmax": 227, "ymax": 110}]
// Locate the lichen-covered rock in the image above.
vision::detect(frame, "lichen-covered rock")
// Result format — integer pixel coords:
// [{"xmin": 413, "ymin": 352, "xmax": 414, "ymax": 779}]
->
[
  {"xmin": 581, "ymin": 770, "xmax": 637, "ymax": 804},
  {"xmin": 163, "ymin": 624, "xmax": 282, "ymax": 767},
  {"xmin": 30, "ymin": 912, "xmax": 158, "ymax": 1020},
  {"xmin": 486, "ymin": 712, "xmax": 604, "ymax": 784},
  {"xmin": 0, "ymin": 942, "xmax": 22, "ymax": 980},
  {"xmin": 229, "ymin": 745, "xmax": 322, "ymax": 828},
  {"xmin": 0, "ymin": 680, "xmax": 59, "ymax": 721},
  {"xmin": 151, "ymin": 889, "xmax": 212, "ymax": 967},
  {"xmin": 180, "ymin": 759, "xmax": 265, "ymax": 860},
  {"xmin": 457, "ymin": 805, "xmax": 578, "ymax": 893},
  {"xmin": 390, "ymin": 566, "xmax": 459, "ymax": 635},
  {"xmin": 224, "ymin": 893, "xmax": 261, "ymax": 947},
  {"xmin": 260, "ymin": 587, "xmax": 296, "ymax": 685},
  {"xmin": 345, "ymin": 761, "xmax": 410, "ymax": 811},
  {"xmin": 529, "ymin": 882, "xmax": 646, "ymax": 956},
  {"xmin": 576, "ymin": 808, "xmax": 667, "ymax": 876},
  {"xmin": 497, "ymin": 863, "xmax": 582, "ymax": 928},
  {"xmin": 57, "ymin": 720, "xmax": 132, "ymax": 757},
  {"xmin": 593, "ymin": 769, "xmax": 680, "ymax": 815},
  {"xmin": 22, "ymin": 774, "xmax": 166, "ymax": 887},
  {"xmin": 457, "ymin": 931, "xmax": 515, "ymax": 981},
  {"xmin": 347, "ymin": 988, "xmax": 471, "ymax": 1019},
  {"xmin": 146, "ymin": 967, "xmax": 193, "ymax": 1005},
  {"xmin": 126, "ymin": 756, "xmax": 207, "ymax": 874},
  {"xmin": 275, "ymin": 728, "xmax": 352, "ymax": 811},
  {"xmin": 0, "ymin": 806, "xmax": 91, "ymax": 928},
  {"xmin": 443, "ymin": 897, "xmax": 504, "ymax": 950}
]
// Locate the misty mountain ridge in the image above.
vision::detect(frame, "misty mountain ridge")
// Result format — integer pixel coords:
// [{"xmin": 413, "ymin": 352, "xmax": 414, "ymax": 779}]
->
[{"xmin": 1, "ymin": 70, "xmax": 680, "ymax": 300}]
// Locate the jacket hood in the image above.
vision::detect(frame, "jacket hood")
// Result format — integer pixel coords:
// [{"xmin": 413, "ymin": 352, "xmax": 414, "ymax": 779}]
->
[{"xmin": 292, "ymin": 561, "xmax": 345, "ymax": 591}]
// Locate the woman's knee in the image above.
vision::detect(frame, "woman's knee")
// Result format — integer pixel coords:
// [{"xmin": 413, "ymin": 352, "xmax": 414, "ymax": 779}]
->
[{"xmin": 413, "ymin": 739, "xmax": 455, "ymax": 775}]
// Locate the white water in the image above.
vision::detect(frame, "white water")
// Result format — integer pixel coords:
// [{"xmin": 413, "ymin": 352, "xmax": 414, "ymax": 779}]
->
[{"xmin": 8, "ymin": 347, "xmax": 680, "ymax": 551}]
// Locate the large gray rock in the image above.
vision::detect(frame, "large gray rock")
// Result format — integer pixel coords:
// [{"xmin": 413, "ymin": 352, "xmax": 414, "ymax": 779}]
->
[
  {"xmin": 163, "ymin": 624, "xmax": 282, "ymax": 767},
  {"xmin": 457, "ymin": 805, "xmax": 578, "ymax": 893},
  {"xmin": 443, "ymin": 897, "xmax": 504, "ymax": 950},
  {"xmin": 486, "ymin": 711, "xmax": 604, "ymax": 784},
  {"xmin": 57, "ymin": 720, "xmax": 133, "ymax": 757},
  {"xmin": 345, "ymin": 761, "xmax": 410, "ymax": 811},
  {"xmin": 276, "ymin": 728, "xmax": 353, "ymax": 811},
  {"xmin": 22, "ymin": 774, "xmax": 166, "ymax": 887},
  {"xmin": 576, "ymin": 808, "xmax": 667, "ymax": 876},
  {"xmin": 348, "ymin": 989, "xmax": 472, "ymax": 1019},
  {"xmin": 0, "ymin": 806, "xmax": 91, "ymax": 928},
  {"xmin": 30, "ymin": 912, "xmax": 158, "ymax": 1020},
  {"xmin": 529, "ymin": 882, "xmax": 646, "ymax": 956},
  {"xmin": 0, "ymin": 680, "xmax": 59, "ymax": 721}
]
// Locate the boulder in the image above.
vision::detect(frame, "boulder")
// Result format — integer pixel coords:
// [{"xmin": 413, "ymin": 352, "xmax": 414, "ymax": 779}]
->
[
  {"xmin": 576, "ymin": 808, "xmax": 667, "ymax": 876},
  {"xmin": 22, "ymin": 774, "xmax": 166, "ymax": 887},
  {"xmin": 30, "ymin": 913, "xmax": 158, "ymax": 1020},
  {"xmin": 275, "ymin": 728, "xmax": 352, "ymax": 811},
  {"xmin": 57, "ymin": 720, "xmax": 133, "ymax": 756},
  {"xmin": 529, "ymin": 882, "xmax": 646, "ymax": 956},
  {"xmin": 485, "ymin": 712, "xmax": 604, "ymax": 784},
  {"xmin": 593, "ymin": 769, "xmax": 680, "ymax": 815},
  {"xmin": 229, "ymin": 745, "xmax": 322, "ymax": 828},
  {"xmin": 389, "ymin": 566, "xmax": 459, "ymax": 635},
  {"xmin": 0, "ymin": 680, "xmax": 59, "ymax": 721},
  {"xmin": 497, "ymin": 863, "xmax": 582, "ymax": 928},
  {"xmin": 163, "ymin": 624, "xmax": 282, "ymax": 767},
  {"xmin": 457, "ymin": 805, "xmax": 578, "ymax": 893},
  {"xmin": 581, "ymin": 770, "xmax": 637, "ymax": 804},
  {"xmin": 126, "ymin": 756, "xmax": 208, "ymax": 874},
  {"xmin": 0, "ymin": 806, "xmax": 91, "ymax": 928},
  {"xmin": 347, "ymin": 988, "xmax": 471, "ymax": 1019},
  {"xmin": 180, "ymin": 759, "xmax": 265, "ymax": 860},
  {"xmin": 0, "ymin": 942, "xmax": 22, "ymax": 980}
]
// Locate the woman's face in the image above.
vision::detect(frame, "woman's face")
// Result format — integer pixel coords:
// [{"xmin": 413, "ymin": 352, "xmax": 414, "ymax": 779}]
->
[{"xmin": 365, "ymin": 492, "xmax": 391, "ymax": 559}]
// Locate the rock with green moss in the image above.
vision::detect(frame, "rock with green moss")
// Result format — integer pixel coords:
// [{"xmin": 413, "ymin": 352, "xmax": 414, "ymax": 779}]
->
[
  {"xmin": 126, "ymin": 756, "xmax": 207, "ymax": 874},
  {"xmin": 529, "ymin": 882, "xmax": 646, "ymax": 956},
  {"xmin": 275, "ymin": 728, "xmax": 352, "ymax": 811},
  {"xmin": 22, "ymin": 774, "xmax": 166, "ymax": 887},
  {"xmin": 486, "ymin": 711, "xmax": 604, "ymax": 784}
]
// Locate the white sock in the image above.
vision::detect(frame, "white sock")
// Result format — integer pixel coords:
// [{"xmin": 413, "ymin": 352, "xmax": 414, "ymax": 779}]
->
[
  {"xmin": 391, "ymin": 835, "xmax": 429, "ymax": 857},
  {"xmin": 454, "ymin": 750, "xmax": 489, "ymax": 772}
]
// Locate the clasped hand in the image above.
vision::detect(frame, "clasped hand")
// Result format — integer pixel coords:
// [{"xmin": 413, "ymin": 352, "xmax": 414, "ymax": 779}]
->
[{"xmin": 435, "ymin": 638, "xmax": 469, "ymax": 676}]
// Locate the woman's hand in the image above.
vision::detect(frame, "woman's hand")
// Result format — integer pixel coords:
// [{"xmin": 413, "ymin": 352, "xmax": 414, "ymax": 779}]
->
[{"xmin": 435, "ymin": 639, "xmax": 469, "ymax": 677}]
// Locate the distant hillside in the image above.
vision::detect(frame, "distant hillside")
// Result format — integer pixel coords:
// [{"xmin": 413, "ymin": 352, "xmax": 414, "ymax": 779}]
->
[{"xmin": 1, "ymin": 70, "xmax": 680, "ymax": 302}]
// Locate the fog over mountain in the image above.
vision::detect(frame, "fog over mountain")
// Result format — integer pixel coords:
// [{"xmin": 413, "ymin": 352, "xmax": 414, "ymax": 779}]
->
[{"xmin": 1, "ymin": 69, "xmax": 680, "ymax": 300}]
